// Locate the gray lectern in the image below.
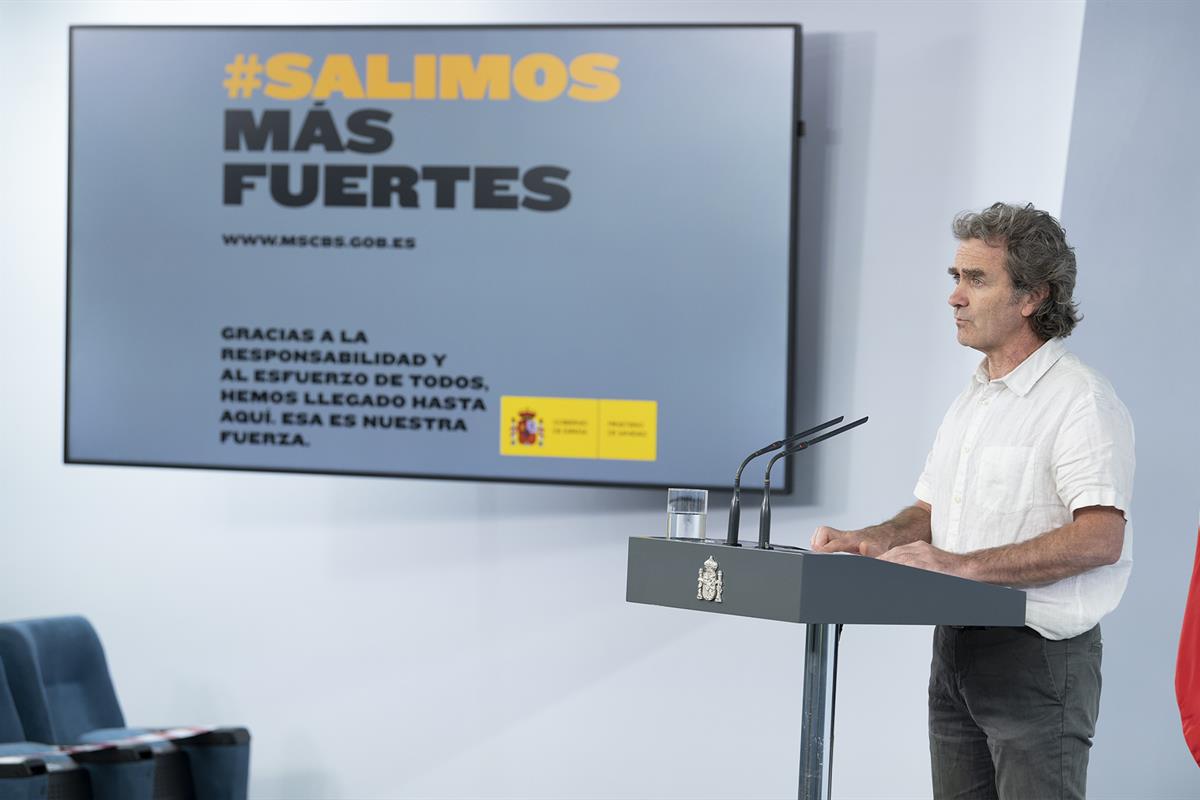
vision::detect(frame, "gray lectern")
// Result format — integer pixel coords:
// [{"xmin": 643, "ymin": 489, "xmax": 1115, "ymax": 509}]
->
[{"xmin": 626, "ymin": 536, "xmax": 1026, "ymax": 800}]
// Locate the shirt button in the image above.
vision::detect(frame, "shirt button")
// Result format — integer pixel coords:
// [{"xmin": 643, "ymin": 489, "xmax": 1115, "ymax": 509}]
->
[
  {"xmin": 962, "ymin": 445, "xmax": 971, "ymax": 454},
  {"xmin": 953, "ymin": 494, "xmax": 962, "ymax": 504}
]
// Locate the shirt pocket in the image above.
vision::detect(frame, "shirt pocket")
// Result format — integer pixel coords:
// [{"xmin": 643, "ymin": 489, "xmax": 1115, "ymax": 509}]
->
[{"xmin": 975, "ymin": 445, "xmax": 1035, "ymax": 513}]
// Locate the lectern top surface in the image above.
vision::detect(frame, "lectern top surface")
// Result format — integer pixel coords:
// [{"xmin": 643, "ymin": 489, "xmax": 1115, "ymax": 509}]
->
[{"xmin": 626, "ymin": 535, "xmax": 1027, "ymax": 626}]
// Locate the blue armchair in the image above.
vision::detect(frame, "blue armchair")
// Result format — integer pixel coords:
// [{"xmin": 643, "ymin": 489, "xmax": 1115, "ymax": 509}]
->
[
  {"xmin": 0, "ymin": 652, "xmax": 140, "ymax": 800},
  {"xmin": 0, "ymin": 617, "xmax": 248, "ymax": 800}
]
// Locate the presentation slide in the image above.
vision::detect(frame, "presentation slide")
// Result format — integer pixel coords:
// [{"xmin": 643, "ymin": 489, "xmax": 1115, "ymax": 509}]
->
[{"xmin": 66, "ymin": 25, "xmax": 800, "ymax": 489}]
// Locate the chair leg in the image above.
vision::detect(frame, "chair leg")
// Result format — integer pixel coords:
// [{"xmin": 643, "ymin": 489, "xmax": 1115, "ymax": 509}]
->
[
  {"xmin": 77, "ymin": 757, "xmax": 155, "ymax": 800},
  {"xmin": 0, "ymin": 773, "xmax": 49, "ymax": 800},
  {"xmin": 178, "ymin": 742, "xmax": 250, "ymax": 800}
]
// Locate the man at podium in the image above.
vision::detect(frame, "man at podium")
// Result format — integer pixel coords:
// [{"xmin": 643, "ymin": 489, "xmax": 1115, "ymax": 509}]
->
[{"xmin": 812, "ymin": 203, "xmax": 1134, "ymax": 800}]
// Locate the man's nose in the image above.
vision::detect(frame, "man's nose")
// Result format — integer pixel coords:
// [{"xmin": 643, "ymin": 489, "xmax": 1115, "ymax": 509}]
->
[{"xmin": 949, "ymin": 284, "xmax": 966, "ymax": 308}]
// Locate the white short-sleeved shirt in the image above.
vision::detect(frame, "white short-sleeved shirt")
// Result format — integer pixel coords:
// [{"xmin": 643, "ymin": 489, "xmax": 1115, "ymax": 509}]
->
[{"xmin": 914, "ymin": 337, "xmax": 1135, "ymax": 639}]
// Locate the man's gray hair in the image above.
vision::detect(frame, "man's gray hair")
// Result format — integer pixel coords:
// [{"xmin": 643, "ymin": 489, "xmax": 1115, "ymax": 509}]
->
[{"xmin": 952, "ymin": 202, "xmax": 1081, "ymax": 339}]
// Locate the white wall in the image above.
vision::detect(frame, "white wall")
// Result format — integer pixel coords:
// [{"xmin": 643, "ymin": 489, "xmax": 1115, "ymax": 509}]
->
[
  {"xmin": 1061, "ymin": 2, "xmax": 1200, "ymax": 797},
  {"xmin": 0, "ymin": 1, "xmax": 1125, "ymax": 798}
]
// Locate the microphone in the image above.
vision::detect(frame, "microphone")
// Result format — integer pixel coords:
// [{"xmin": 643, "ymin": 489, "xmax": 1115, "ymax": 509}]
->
[
  {"xmin": 725, "ymin": 416, "xmax": 844, "ymax": 547},
  {"xmin": 758, "ymin": 416, "xmax": 869, "ymax": 549}
]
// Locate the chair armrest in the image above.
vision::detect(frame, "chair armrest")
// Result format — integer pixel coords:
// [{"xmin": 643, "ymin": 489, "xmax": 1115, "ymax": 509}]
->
[
  {"xmin": 176, "ymin": 727, "xmax": 251, "ymax": 747},
  {"xmin": 69, "ymin": 744, "xmax": 153, "ymax": 765},
  {"xmin": 0, "ymin": 756, "xmax": 48, "ymax": 779}
]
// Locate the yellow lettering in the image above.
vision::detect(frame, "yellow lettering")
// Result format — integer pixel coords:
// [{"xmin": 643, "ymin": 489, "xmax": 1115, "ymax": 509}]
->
[
  {"xmin": 264, "ymin": 52, "xmax": 313, "ymax": 100},
  {"xmin": 312, "ymin": 54, "xmax": 365, "ymax": 100},
  {"xmin": 413, "ymin": 54, "xmax": 437, "ymax": 100},
  {"xmin": 261, "ymin": 51, "xmax": 618, "ymax": 103},
  {"xmin": 512, "ymin": 53, "xmax": 568, "ymax": 102},
  {"xmin": 365, "ymin": 54, "xmax": 411, "ymax": 99},
  {"xmin": 439, "ymin": 54, "xmax": 511, "ymax": 100},
  {"xmin": 568, "ymin": 53, "xmax": 620, "ymax": 102}
]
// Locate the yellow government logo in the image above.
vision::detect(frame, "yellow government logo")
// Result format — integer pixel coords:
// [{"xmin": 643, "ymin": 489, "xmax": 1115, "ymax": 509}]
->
[{"xmin": 499, "ymin": 396, "xmax": 657, "ymax": 461}]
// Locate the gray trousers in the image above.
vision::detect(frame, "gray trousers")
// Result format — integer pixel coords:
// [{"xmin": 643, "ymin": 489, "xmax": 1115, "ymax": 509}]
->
[{"xmin": 928, "ymin": 624, "xmax": 1103, "ymax": 800}]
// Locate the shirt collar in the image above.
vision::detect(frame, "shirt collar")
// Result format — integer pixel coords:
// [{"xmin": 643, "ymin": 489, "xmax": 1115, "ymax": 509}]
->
[{"xmin": 972, "ymin": 338, "xmax": 1068, "ymax": 397}]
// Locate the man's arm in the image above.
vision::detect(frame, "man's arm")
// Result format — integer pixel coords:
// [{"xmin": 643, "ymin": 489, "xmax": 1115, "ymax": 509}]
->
[
  {"xmin": 811, "ymin": 501, "xmax": 932, "ymax": 557},
  {"xmin": 877, "ymin": 505, "xmax": 1125, "ymax": 587}
]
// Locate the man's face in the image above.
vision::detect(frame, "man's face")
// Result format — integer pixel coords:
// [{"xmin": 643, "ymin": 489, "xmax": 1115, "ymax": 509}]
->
[{"xmin": 948, "ymin": 238, "xmax": 1039, "ymax": 352}]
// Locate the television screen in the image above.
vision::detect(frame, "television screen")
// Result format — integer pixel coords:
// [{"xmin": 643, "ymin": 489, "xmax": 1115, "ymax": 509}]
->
[{"xmin": 66, "ymin": 25, "xmax": 800, "ymax": 489}]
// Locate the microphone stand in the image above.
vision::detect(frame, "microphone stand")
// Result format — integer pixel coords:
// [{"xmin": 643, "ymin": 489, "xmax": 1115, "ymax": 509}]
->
[
  {"xmin": 726, "ymin": 416, "xmax": 844, "ymax": 547},
  {"xmin": 758, "ymin": 416, "xmax": 869, "ymax": 549}
]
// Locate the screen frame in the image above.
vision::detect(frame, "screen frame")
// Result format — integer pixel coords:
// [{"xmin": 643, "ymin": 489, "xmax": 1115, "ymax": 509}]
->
[{"xmin": 64, "ymin": 23, "xmax": 802, "ymax": 493}]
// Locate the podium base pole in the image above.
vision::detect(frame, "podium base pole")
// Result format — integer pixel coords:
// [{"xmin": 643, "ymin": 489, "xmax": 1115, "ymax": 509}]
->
[{"xmin": 798, "ymin": 623, "xmax": 839, "ymax": 800}]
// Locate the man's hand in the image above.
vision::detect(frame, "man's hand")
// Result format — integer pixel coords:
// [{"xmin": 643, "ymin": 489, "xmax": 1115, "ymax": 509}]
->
[
  {"xmin": 810, "ymin": 526, "xmax": 890, "ymax": 557},
  {"xmin": 812, "ymin": 504, "xmax": 933, "ymax": 557},
  {"xmin": 877, "ymin": 540, "xmax": 968, "ymax": 578}
]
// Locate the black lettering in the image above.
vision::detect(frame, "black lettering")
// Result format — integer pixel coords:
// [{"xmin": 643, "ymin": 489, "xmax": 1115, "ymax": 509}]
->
[
  {"xmin": 224, "ymin": 109, "xmax": 290, "ymax": 152},
  {"xmin": 346, "ymin": 109, "xmax": 394, "ymax": 154},
  {"xmin": 421, "ymin": 166, "xmax": 471, "ymax": 208},
  {"xmin": 372, "ymin": 166, "xmax": 420, "ymax": 208},
  {"xmin": 474, "ymin": 166, "xmax": 520, "ymax": 209},
  {"xmin": 522, "ymin": 166, "xmax": 571, "ymax": 211},
  {"xmin": 326, "ymin": 165, "xmax": 369, "ymax": 207},
  {"xmin": 294, "ymin": 108, "xmax": 345, "ymax": 152},
  {"xmin": 223, "ymin": 164, "xmax": 267, "ymax": 205},
  {"xmin": 270, "ymin": 164, "xmax": 320, "ymax": 208}
]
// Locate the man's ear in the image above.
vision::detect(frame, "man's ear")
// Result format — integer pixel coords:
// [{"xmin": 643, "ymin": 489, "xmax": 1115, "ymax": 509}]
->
[{"xmin": 1021, "ymin": 284, "xmax": 1050, "ymax": 318}]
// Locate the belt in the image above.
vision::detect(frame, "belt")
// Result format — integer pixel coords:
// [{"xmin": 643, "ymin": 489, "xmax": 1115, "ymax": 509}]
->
[{"xmin": 946, "ymin": 624, "xmax": 1036, "ymax": 634}]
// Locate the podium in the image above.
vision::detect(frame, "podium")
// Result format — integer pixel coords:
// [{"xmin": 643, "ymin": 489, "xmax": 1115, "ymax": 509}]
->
[{"xmin": 626, "ymin": 536, "xmax": 1026, "ymax": 800}]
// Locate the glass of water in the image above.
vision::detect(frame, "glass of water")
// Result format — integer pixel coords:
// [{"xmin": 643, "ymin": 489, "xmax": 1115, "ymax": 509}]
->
[{"xmin": 666, "ymin": 488, "xmax": 708, "ymax": 540}]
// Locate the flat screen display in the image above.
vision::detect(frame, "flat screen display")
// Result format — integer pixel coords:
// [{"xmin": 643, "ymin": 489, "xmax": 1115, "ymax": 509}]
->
[{"xmin": 66, "ymin": 25, "xmax": 800, "ymax": 489}]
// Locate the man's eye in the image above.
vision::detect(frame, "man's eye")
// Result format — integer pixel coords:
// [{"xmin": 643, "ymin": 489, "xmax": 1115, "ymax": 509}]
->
[{"xmin": 972, "ymin": 277, "xmax": 984, "ymax": 286}]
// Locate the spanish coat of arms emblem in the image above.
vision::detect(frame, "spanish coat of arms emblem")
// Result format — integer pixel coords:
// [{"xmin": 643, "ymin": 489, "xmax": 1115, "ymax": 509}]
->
[
  {"xmin": 696, "ymin": 555, "xmax": 724, "ymax": 603},
  {"xmin": 510, "ymin": 409, "xmax": 544, "ymax": 447}
]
